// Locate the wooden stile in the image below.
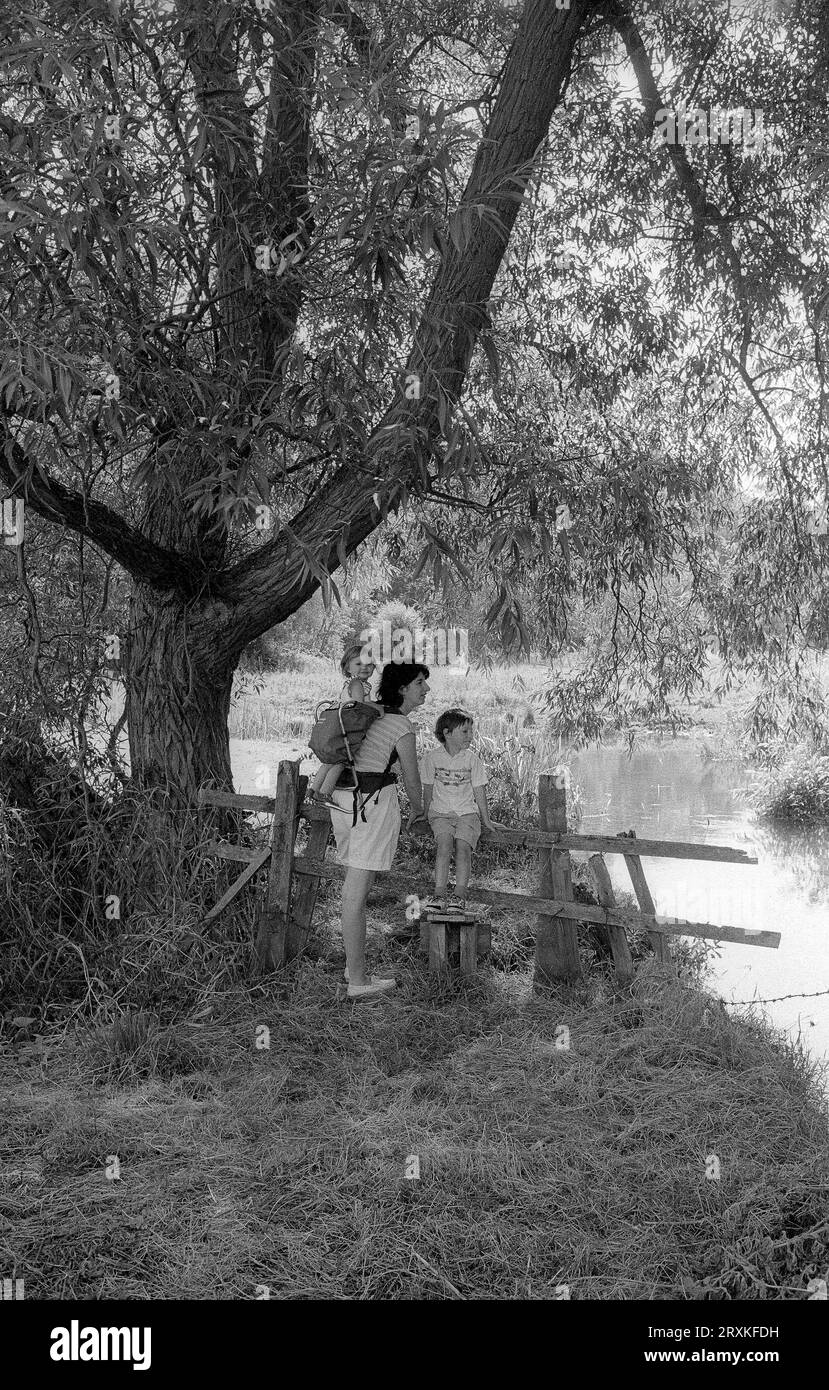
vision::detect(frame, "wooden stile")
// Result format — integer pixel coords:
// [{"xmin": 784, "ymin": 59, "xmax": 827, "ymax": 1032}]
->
[
  {"xmin": 459, "ymin": 923, "xmax": 478, "ymax": 977},
  {"xmin": 429, "ymin": 920, "xmax": 449, "ymax": 975},
  {"xmin": 197, "ymin": 760, "xmax": 775, "ymax": 983},
  {"xmin": 291, "ymin": 856, "xmax": 779, "ymax": 948}
]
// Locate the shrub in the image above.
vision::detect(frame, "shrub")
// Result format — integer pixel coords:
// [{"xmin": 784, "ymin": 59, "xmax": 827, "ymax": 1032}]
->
[
  {"xmin": 749, "ymin": 749, "xmax": 829, "ymax": 824},
  {"xmin": 0, "ymin": 764, "xmax": 258, "ymax": 1017}
]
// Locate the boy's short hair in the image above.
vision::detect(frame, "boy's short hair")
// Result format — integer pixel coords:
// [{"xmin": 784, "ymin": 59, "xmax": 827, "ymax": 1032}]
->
[{"xmin": 435, "ymin": 708, "xmax": 474, "ymax": 744}]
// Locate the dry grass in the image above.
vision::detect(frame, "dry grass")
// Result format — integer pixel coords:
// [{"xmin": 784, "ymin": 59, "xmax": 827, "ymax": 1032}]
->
[{"xmin": 2, "ymin": 883, "xmax": 827, "ymax": 1300}]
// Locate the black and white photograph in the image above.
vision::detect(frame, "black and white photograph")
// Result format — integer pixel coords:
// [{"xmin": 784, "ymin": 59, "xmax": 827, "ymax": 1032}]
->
[{"xmin": 1, "ymin": 0, "xmax": 828, "ymax": 1352}]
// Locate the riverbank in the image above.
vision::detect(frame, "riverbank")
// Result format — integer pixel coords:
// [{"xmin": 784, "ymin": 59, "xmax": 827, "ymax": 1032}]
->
[
  {"xmin": 3, "ymin": 933, "xmax": 827, "ymax": 1299},
  {"xmin": 4, "ymin": 659, "xmax": 827, "ymax": 1299}
]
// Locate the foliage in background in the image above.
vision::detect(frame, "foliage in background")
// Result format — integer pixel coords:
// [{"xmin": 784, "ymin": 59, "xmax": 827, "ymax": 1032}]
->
[{"xmin": 2, "ymin": 0, "xmax": 829, "ymax": 800}]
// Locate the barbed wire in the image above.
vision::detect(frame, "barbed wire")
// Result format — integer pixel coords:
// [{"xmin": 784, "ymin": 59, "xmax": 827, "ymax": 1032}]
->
[{"xmin": 724, "ymin": 987, "xmax": 829, "ymax": 1006}]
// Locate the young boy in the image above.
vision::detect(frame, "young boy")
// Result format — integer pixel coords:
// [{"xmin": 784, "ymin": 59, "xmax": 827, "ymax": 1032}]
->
[{"xmin": 419, "ymin": 708, "xmax": 504, "ymax": 915}]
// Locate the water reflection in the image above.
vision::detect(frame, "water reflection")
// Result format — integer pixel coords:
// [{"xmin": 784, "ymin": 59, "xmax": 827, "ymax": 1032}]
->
[{"xmin": 569, "ymin": 736, "xmax": 829, "ymax": 1082}]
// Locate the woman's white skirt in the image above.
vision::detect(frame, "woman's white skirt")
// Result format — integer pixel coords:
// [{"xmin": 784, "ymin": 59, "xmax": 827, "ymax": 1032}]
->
[{"xmin": 328, "ymin": 783, "xmax": 401, "ymax": 871}]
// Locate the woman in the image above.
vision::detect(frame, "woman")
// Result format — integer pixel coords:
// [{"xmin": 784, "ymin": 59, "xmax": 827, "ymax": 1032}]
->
[{"xmin": 328, "ymin": 660, "xmax": 429, "ymax": 999}]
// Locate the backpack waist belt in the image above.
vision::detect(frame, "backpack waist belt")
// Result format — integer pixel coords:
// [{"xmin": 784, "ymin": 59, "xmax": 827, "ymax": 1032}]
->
[{"xmin": 334, "ymin": 768, "xmax": 397, "ymax": 795}]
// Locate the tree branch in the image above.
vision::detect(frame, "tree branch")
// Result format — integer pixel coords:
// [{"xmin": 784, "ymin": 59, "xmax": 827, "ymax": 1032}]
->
[
  {"xmin": 325, "ymin": 0, "xmax": 408, "ymax": 134},
  {"xmin": 0, "ymin": 421, "xmax": 204, "ymax": 594},
  {"xmin": 209, "ymin": 0, "xmax": 602, "ymax": 658},
  {"xmin": 606, "ymin": 0, "xmax": 752, "ymax": 355},
  {"xmin": 178, "ymin": 0, "xmax": 319, "ymax": 378}
]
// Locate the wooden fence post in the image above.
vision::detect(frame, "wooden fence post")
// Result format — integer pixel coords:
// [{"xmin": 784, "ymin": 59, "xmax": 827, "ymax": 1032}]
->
[
  {"xmin": 587, "ymin": 854, "xmax": 634, "ymax": 986},
  {"xmin": 292, "ymin": 787, "xmax": 332, "ymax": 945},
  {"xmin": 534, "ymin": 774, "xmax": 582, "ymax": 988},
  {"xmin": 622, "ymin": 836, "xmax": 672, "ymax": 971},
  {"xmin": 255, "ymin": 760, "xmax": 301, "ymax": 972}
]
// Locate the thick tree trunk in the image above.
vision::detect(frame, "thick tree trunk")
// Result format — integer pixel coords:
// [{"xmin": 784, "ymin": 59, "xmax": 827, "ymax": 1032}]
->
[{"xmin": 125, "ymin": 584, "xmax": 235, "ymax": 803}]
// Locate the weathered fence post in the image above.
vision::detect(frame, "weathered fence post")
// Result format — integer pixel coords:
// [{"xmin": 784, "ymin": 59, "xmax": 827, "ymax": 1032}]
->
[
  {"xmin": 623, "ymin": 835, "xmax": 672, "ymax": 972},
  {"xmin": 587, "ymin": 853, "xmax": 634, "ymax": 985},
  {"xmin": 534, "ymin": 774, "xmax": 582, "ymax": 988},
  {"xmin": 255, "ymin": 760, "xmax": 301, "ymax": 971},
  {"xmin": 292, "ymin": 786, "xmax": 332, "ymax": 944}
]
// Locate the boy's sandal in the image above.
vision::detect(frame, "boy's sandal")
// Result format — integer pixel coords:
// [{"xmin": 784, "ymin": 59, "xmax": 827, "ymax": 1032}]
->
[{"xmin": 443, "ymin": 901, "xmax": 469, "ymax": 917}]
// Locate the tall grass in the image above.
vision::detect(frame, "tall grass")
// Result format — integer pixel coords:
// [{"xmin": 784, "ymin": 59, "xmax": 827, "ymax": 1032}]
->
[
  {"xmin": 749, "ymin": 748, "xmax": 829, "ymax": 825},
  {"xmin": 0, "ymin": 762, "xmax": 260, "ymax": 1020},
  {"xmin": 227, "ymin": 659, "xmax": 550, "ymax": 743}
]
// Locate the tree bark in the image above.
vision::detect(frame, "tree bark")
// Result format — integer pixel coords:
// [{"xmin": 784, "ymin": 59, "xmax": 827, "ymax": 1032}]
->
[{"xmin": 125, "ymin": 586, "xmax": 235, "ymax": 802}]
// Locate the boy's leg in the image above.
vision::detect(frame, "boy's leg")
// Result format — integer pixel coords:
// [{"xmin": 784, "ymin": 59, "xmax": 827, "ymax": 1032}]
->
[
  {"xmin": 423, "ymin": 816, "xmax": 454, "ymax": 909},
  {"xmin": 454, "ymin": 838, "xmax": 472, "ymax": 902},
  {"xmin": 451, "ymin": 815, "xmax": 481, "ymax": 910},
  {"xmin": 432, "ymin": 834, "xmax": 453, "ymax": 902}
]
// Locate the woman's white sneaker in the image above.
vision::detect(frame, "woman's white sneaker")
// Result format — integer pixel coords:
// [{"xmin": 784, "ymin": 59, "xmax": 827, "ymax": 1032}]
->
[{"xmin": 346, "ymin": 976, "xmax": 396, "ymax": 999}]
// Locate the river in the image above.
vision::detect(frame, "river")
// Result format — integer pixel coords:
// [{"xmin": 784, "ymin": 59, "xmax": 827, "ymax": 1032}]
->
[{"xmin": 569, "ymin": 736, "xmax": 829, "ymax": 1085}]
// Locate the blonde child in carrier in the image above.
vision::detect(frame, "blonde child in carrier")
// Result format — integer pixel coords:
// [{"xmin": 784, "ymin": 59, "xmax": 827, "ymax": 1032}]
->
[{"xmin": 310, "ymin": 641, "xmax": 384, "ymax": 809}]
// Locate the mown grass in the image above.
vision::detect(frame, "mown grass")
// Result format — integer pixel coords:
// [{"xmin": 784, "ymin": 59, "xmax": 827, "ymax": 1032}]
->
[{"xmin": 2, "ymin": 934, "xmax": 827, "ymax": 1300}]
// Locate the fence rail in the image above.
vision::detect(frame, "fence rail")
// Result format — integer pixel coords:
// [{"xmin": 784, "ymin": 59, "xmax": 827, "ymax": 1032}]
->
[{"xmin": 197, "ymin": 760, "xmax": 772, "ymax": 983}]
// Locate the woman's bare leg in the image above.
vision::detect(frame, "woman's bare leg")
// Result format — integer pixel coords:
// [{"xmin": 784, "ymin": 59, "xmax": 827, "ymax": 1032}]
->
[{"xmin": 342, "ymin": 866, "xmax": 375, "ymax": 985}]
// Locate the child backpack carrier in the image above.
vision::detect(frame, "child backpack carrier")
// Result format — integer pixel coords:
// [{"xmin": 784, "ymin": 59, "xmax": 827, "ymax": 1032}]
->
[{"xmin": 308, "ymin": 700, "xmax": 398, "ymax": 826}]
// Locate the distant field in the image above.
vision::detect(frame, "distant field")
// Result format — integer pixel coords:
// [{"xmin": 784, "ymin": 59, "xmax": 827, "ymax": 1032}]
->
[
  {"xmin": 226, "ymin": 651, "xmax": 784, "ymax": 749},
  {"xmin": 229, "ymin": 658, "xmax": 554, "ymax": 748}
]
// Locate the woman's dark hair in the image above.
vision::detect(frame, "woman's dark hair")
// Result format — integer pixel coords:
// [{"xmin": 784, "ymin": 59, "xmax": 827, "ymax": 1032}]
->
[
  {"xmin": 434, "ymin": 708, "xmax": 473, "ymax": 744},
  {"xmin": 377, "ymin": 662, "xmax": 429, "ymax": 710}
]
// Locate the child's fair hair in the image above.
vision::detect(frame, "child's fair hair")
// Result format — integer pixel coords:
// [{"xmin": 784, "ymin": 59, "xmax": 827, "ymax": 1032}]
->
[
  {"xmin": 340, "ymin": 640, "xmax": 369, "ymax": 676},
  {"xmin": 434, "ymin": 708, "xmax": 473, "ymax": 744}
]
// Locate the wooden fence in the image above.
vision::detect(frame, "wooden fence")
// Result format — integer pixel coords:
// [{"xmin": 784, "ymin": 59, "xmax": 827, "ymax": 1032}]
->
[{"xmin": 198, "ymin": 760, "xmax": 776, "ymax": 984}]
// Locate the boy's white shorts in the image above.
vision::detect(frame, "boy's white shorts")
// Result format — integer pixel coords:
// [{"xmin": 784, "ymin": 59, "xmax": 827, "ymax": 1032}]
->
[{"xmin": 329, "ymin": 783, "xmax": 401, "ymax": 870}]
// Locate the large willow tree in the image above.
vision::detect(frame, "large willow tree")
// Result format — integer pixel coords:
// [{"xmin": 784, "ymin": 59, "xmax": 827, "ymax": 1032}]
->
[{"xmin": 1, "ymin": 0, "xmax": 827, "ymax": 798}]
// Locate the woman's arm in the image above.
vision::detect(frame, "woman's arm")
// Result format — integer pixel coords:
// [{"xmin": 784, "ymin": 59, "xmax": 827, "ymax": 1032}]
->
[{"xmin": 394, "ymin": 732, "xmax": 425, "ymax": 820}]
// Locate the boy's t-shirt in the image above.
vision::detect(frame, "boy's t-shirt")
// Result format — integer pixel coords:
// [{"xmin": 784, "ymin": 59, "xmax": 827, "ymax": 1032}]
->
[{"xmin": 420, "ymin": 746, "xmax": 488, "ymax": 817}]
